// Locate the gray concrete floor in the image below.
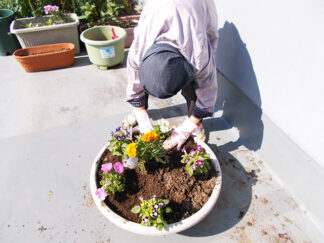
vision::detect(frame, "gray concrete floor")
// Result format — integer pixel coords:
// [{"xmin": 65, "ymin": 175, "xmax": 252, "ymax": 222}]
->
[{"xmin": 0, "ymin": 52, "xmax": 323, "ymax": 242}]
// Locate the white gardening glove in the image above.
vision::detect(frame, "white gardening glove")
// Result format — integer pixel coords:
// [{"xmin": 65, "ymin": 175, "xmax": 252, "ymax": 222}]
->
[
  {"xmin": 163, "ymin": 118, "xmax": 201, "ymax": 151},
  {"xmin": 134, "ymin": 109, "xmax": 153, "ymax": 134}
]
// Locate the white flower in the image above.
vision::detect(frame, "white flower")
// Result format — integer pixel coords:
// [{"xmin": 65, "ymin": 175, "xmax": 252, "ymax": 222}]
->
[{"xmin": 158, "ymin": 119, "xmax": 170, "ymax": 133}]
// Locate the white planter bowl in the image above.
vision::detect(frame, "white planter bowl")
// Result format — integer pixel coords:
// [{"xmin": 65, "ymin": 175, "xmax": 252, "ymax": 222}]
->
[{"xmin": 90, "ymin": 137, "xmax": 222, "ymax": 236}]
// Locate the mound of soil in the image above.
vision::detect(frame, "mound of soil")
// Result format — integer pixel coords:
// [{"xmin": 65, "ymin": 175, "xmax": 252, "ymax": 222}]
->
[{"xmin": 96, "ymin": 138, "xmax": 219, "ymax": 224}]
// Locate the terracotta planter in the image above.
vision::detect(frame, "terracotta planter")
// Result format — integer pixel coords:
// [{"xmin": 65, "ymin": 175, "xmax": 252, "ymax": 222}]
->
[
  {"xmin": 90, "ymin": 136, "xmax": 222, "ymax": 236},
  {"xmin": 119, "ymin": 15, "xmax": 140, "ymax": 48},
  {"xmin": 13, "ymin": 43, "xmax": 75, "ymax": 72}
]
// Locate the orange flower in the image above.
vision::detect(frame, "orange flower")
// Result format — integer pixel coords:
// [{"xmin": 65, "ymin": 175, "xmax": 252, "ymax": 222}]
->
[
  {"xmin": 126, "ymin": 143, "xmax": 137, "ymax": 158},
  {"xmin": 141, "ymin": 131, "xmax": 159, "ymax": 142}
]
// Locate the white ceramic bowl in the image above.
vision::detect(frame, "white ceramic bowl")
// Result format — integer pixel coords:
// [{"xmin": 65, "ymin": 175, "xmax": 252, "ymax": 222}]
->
[{"xmin": 89, "ymin": 137, "xmax": 222, "ymax": 236}]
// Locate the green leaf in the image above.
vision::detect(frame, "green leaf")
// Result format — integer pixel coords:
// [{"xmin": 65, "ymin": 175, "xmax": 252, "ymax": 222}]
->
[
  {"xmin": 188, "ymin": 167, "xmax": 193, "ymax": 177},
  {"xmin": 157, "ymin": 224, "xmax": 164, "ymax": 231},
  {"xmin": 162, "ymin": 199, "xmax": 169, "ymax": 205},
  {"xmin": 165, "ymin": 207, "xmax": 172, "ymax": 213},
  {"xmin": 131, "ymin": 205, "xmax": 141, "ymax": 214}
]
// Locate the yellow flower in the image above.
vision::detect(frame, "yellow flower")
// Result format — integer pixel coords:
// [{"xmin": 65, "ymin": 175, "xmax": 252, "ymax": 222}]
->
[
  {"xmin": 141, "ymin": 131, "xmax": 159, "ymax": 142},
  {"xmin": 127, "ymin": 143, "xmax": 136, "ymax": 158}
]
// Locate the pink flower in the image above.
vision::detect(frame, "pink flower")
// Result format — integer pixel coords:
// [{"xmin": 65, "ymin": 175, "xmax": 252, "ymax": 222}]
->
[
  {"xmin": 95, "ymin": 188, "xmax": 107, "ymax": 201},
  {"xmin": 101, "ymin": 163, "xmax": 112, "ymax": 173},
  {"xmin": 191, "ymin": 164, "xmax": 197, "ymax": 171},
  {"xmin": 114, "ymin": 162, "xmax": 124, "ymax": 174},
  {"xmin": 51, "ymin": 6, "xmax": 59, "ymax": 12},
  {"xmin": 44, "ymin": 5, "xmax": 59, "ymax": 14},
  {"xmin": 181, "ymin": 147, "xmax": 186, "ymax": 153},
  {"xmin": 189, "ymin": 149, "xmax": 195, "ymax": 156},
  {"xmin": 197, "ymin": 160, "xmax": 203, "ymax": 166},
  {"xmin": 104, "ymin": 181, "xmax": 112, "ymax": 187},
  {"xmin": 185, "ymin": 157, "xmax": 190, "ymax": 164},
  {"xmin": 197, "ymin": 145, "xmax": 203, "ymax": 152},
  {"xmin": 44, "ymin": 5, "xmax": 51, "ymax": 14}
]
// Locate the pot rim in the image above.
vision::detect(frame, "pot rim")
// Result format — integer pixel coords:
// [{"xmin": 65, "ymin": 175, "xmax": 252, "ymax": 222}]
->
[
  {"xmin": 89, "ymin": 137, "xmax": 222, "ymax": 236},
  {"xmin": 0, "ymin": 9, "xmax": 14, "ymax": 22},
  {"xmin": 10, "ymin": 13, "xmax": 79, "ymax": 34},
  {"xmin": 80, "ymin": 25, "xmax": 126, "ymax": 46}
]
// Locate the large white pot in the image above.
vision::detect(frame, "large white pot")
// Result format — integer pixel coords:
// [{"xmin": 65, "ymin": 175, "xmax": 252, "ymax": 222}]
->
[
  {"xmin": 89, "ymin": 137, "xmax": 222, "ymax": 236},
  {"xmin": 10, "ymin": 13, "xmax": 80, "ymax": 54}
]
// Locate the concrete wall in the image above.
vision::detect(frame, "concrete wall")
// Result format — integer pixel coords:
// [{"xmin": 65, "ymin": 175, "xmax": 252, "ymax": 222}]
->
[{"xmin": 214, "ymin": 0, "xmax": 324, "ymax": 168}]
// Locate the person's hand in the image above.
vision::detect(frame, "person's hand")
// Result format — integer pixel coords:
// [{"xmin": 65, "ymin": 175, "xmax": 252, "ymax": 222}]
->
[
  {"xmin": 134, "ymin": 108, "xmax": 153, "ymax": 134},
  {"xmin": 163, "ymin": 118, "xmax": 202, "ymax": 151}
]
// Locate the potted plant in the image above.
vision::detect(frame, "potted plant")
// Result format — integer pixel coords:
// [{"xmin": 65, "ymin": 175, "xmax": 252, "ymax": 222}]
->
[
  {"xmin": 10, "ymin": 5, "xmax": 80, "ymax": 54},
  {"xmin": 0, "ymin": 8, "xmax": 21, "ymax": 55},
  {"xmin": 80, "ymin": 25, "xmax": 126, "ymax": 70},
  {"xmin": 79, "ymin": 0, "xmax": 140, "ymax": 48},
  {"xmin": 13, "ymin": 43, "xmax": 75, "ymax": 72},
  {"xmin": 89, "ymin": 119, "xmax": 222, "ymax": 235}
]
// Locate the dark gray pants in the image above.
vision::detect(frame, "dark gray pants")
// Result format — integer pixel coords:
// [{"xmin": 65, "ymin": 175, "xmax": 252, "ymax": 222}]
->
[{"xmin": 144, "ymin": 81, "xmax": 197, "ymax": 117}]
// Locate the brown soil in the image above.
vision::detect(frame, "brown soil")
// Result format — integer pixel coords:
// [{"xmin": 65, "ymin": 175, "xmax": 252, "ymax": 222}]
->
[
  {"xmin": 96, "ymin": 137, "xmax": 218, "ymax": 224},
  {"xmin": 20, "ymin": 48, "xmax": 71, "ymax": 56}
]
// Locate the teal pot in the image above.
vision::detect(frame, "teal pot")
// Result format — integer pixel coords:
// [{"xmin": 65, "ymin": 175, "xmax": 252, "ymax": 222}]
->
[
  {"xmin": 0, "ymin": 9, "xmax": 21, "ymax": 56},
  {"xmin": 80, "ymin": 26, "xmax": 126, "ymax": 70}
]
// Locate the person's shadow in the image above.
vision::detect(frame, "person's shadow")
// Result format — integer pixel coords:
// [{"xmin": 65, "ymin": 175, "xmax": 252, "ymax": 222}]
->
[{"xmin": 148, "ymin": 21, "xmax": 264, "ymax": 236}]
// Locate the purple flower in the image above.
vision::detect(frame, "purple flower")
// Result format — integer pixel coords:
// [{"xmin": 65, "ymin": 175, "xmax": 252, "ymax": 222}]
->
[
  {"xmin": 185, "ymin": 158, "xmax": 190, "ymax": 164},
  {"xmin": 159, "ymin": 201, "xmax": 165, "ymax": 208},
  {"xmin": 101, "ymin": 163, "xmax": 112, "ymax": 173},
  {"xmin": 139, "ymin": 195, "xmax": 143, "ymax": 201},
  {"xmin": 151, "ymin": 210, "xmax": 159, "ymax": 218},
  {"xmin": 121, "ymin": 135, "xmax": 126, "ymax": 140},
  {"xmin": 115, "ymin": 127, "xmax": 121, "ymax": 133},
  {"xmin": 152, "ymin": 203, "xmax": 159, "ymax": 210},
  {"xmin": 116, "ymin": 136, "xmax": 121, "ymax": 141},
  {"xmin": 95, "ymin": 188, "xmax": 107, "ymax": 201},
  {"xmin": 191, "ymin": 164, "xmax": 197, "ymax": 171},
  {"xmin": 110, "ymin": 131, "xmax": 114, "ymax": 137},
  {"xmin": 189, "ymin": 149, "xmax": 195, "ymax": 156},
  {"xmin": 142, "ymin": 216, "xmax": 149, "ymax": 223},
  {"xmin": 181, "ymin": 147, "xmax": 186, "ymax": 153},
  {"xmin": 197, "ymin": 145, "xmax": 203, "ymax": 152},
  {"xmin": 196, "ymin": 160, "xmax": 203, "ymax": 167},
  {"xmin": 114, "ymin": 162, "xmax": 124, "ymax": 173}
]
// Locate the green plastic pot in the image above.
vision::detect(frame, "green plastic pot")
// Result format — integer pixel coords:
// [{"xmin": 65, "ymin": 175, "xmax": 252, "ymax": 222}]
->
[
  {"xmin": 80, "ymin": 26, "xmax": 126, "ymax": 70},
  {"xmin": 0, "ymin": 9, "xmax": 21, "ymax": 56}
]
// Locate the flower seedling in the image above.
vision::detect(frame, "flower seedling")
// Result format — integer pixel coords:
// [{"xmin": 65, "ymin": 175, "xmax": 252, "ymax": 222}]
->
[
  {"xmin": 181, "ymin": 145, "xmax": 211, "ymax": 176},
  {"xmin": 95, "ymin": 162, "xmax": 125, "ymax": 201},
  {"xmin": 109, "ymin": 126, "xmax": 131, "ymax": 159},
  {"xmin": 131, "ymin": 196, "xmax": 172, "ymax": 231},
  {"xmin": 153, "ymin": 119, "xmax": 175, "ymax": 140},
  {"xmin": 135, "ymin": 130, "xmax": 169, "ymax": 172},
  {"xmin": 44, "ymin": 5, "xmax": 70, "ymax": 25}
]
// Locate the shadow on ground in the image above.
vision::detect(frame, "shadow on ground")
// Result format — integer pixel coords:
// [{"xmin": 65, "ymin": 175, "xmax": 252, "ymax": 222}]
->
[{"xmin": 72, "ymin": 50, "xmax": 129, "ymax": 69}]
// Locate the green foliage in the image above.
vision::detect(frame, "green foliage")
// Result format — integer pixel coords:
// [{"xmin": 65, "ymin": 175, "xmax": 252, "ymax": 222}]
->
[
  {"xmin": 135, "ymin": 133, "xmax": 169, "ymax": 173},
  {"xmin": 181, "ymin": 147, "xmax": 211, "ymax": 177},
  {"xmin": 153, "ymin": 124, "xmax": 172, "ymax": 141},
  {"xmin": 108, "ymin": 127, "xmax": 131, "ymax": 160},
  {"xmin": 78, "ymin": 0, "xmax": 130, "ymax": 27},
  {"xmin": 100, "ymin": 165, "xmax": 125, "ymax": 195},
  {"xmin": 131, "ymin": 196, "xmax": 172, "ymax": 231},
  {"xmin": 1, "ymin": 0, "xmax": 81, "ymax": 18}
]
